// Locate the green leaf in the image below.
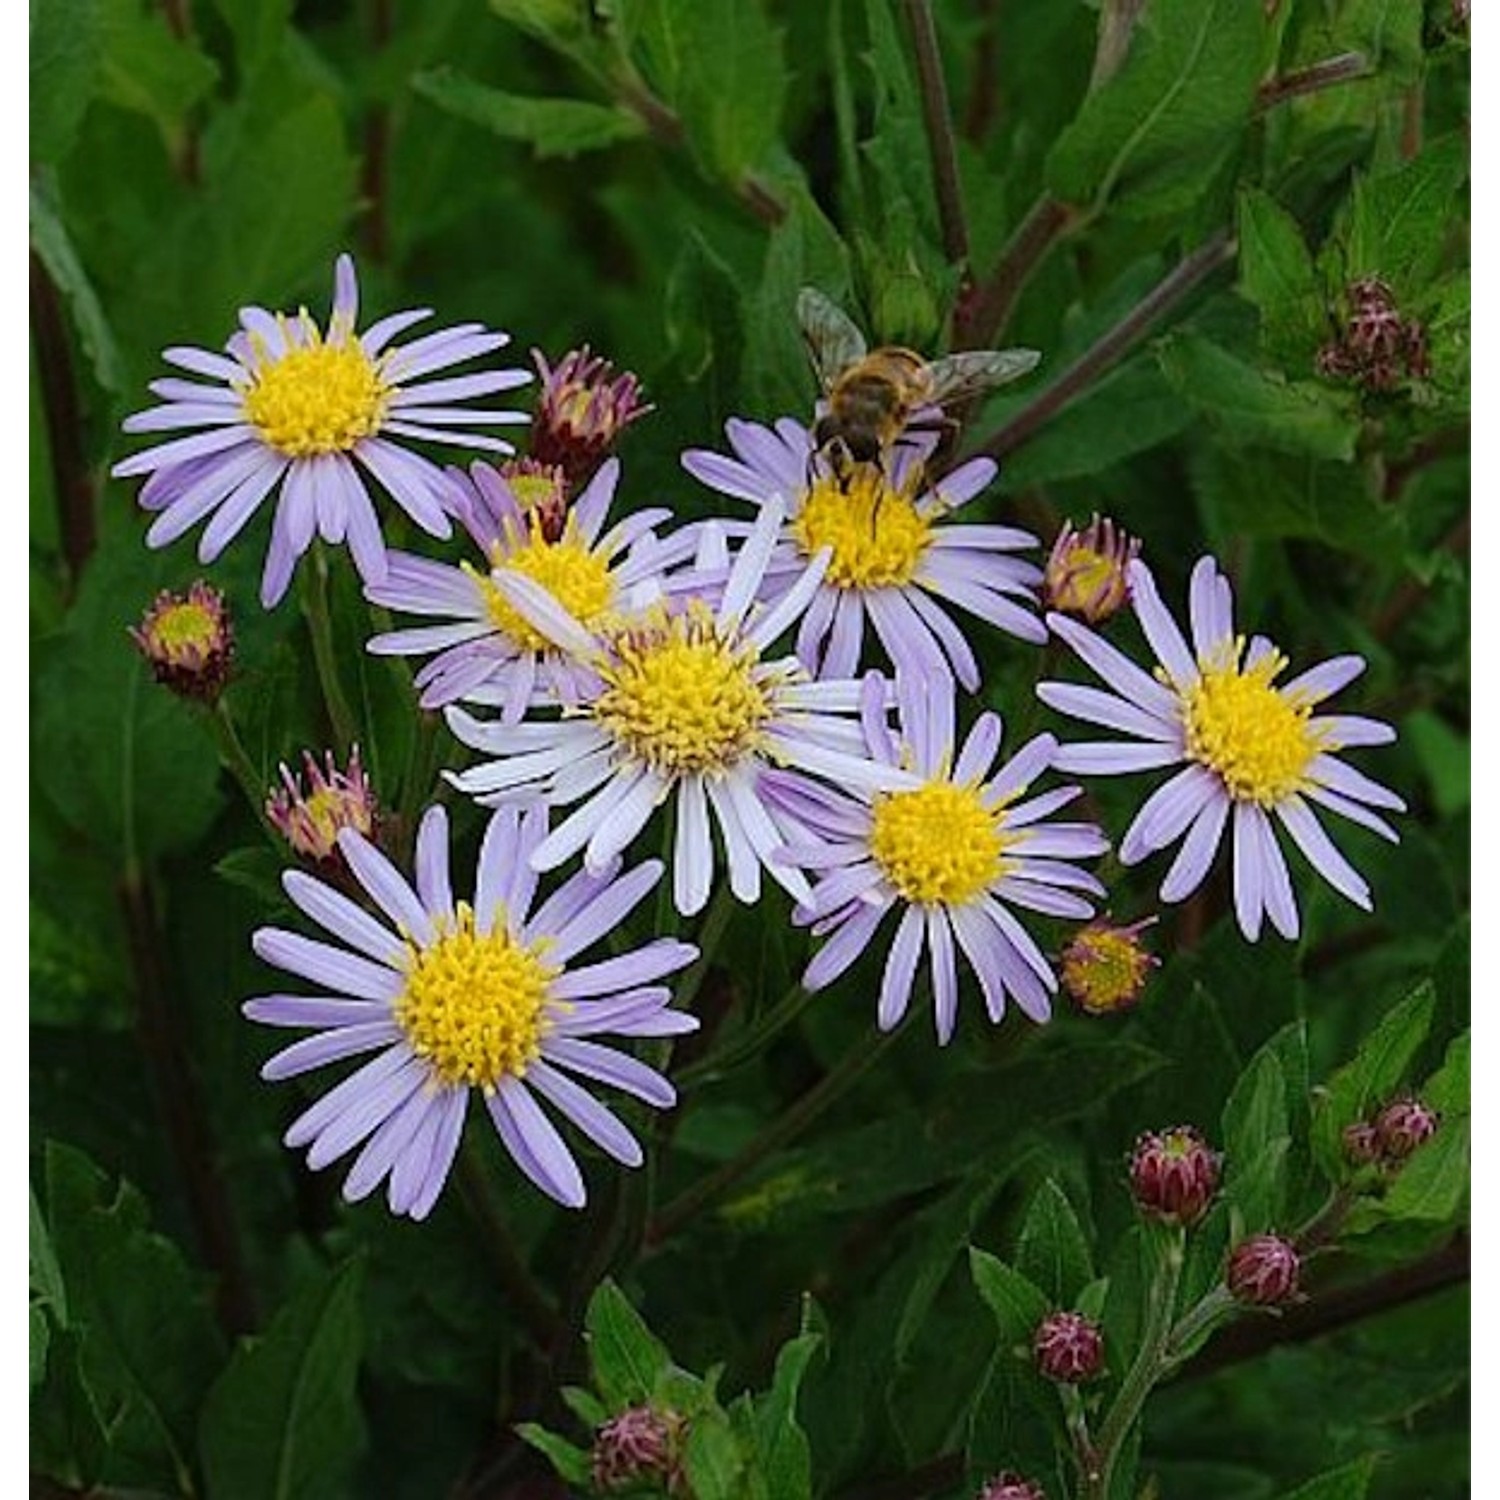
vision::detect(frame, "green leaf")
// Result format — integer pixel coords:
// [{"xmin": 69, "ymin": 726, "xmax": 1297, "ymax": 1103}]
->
[
  {"xmin": 1312, "ymin": 981, "xmax": 1436, "ymax": 1178},
  {"xmin": 515, "ymin": 1423, "xmax": 592, "ymax": 1485},
  {"xmin": 214, "ymin": 846, "xmax": 291, "ymax": 910},
  {"xmin": 1403, "ymin": 709, "xmax": 1470, "ymax": 816},
  {"xmin": 964, "ymin": 1344, "xmax": 1065, "ymax": 1481},
  {"xmin": 1279, "ymin": 1454, "xmax": 1377, "ymax": 1499},
  {"xmin": 199, "ymin": 1260, "xmax": 366, "ymax": 1500},
  {"xmin": 1421, "ymin": 1030, "xmax": 1470, "ymax": 1118},
  {"xmin": 42, "ymin": 1141, "xmax": 226, "ymax": 1493},
  {"xmin": 1238, "ymin": 186, "xmax": 1325, "ymax": 366},
  {"xmin": 751, "ymin": 1331, "xmax": 820, "ymax": 1500},
  {"xmin": 1014, "ymin": 1179, "xmax": 1094, "ymax": 1306},
  {"xmin": 1046, "ymin": 0, "xmax": 1266, "ymax": 217},
  {"xmin": 210, "ymin": 0, "xmax": 293, "ymax": 80},
  {"xmin": 31, "ymin": 0, "xmax": 104, "ymax": 164},
  {"xmin": 1334, "ymin": 0, "xmax": 1424, "ymax": 85},
  {"xmin": 29, "ymin": 179, "xmax": 124, "ymax": 392},
  {"xmin": 412, "ymin": 67, "xmax": 647, "ymax": 158},
  {"xmin": 681, "ymin": 1407, "xmax": 744, "ymax": 1500},
  {"xmin": 30, "ymin": 1183, "xmax": 68, "ymax": 1322},
  {"xmin": 585, "ymin": 1279, "xmax": 673, "ymax": 1409},
  {"xmin": 1376, "ymin": 1115, "xmax": 1469, "ymax": 1224},
  {"xmin": 1221, "ymin": 1023, "xmax": 1306, "ymax": 1227},
  {"xmin": 97, "ymin": 0, "xmax": 219, "ymax": 139},
  {"xmin": 1157, "ymin": 332, "xmax": 1361, "ymax": 459},
  {"xmin": 559, "ymin": 1384, "xmax": 609, "ymax": 1428},
  {"xmin": 969, "ymin": 1248, "xmax": 1050, "ymax": 1345}
]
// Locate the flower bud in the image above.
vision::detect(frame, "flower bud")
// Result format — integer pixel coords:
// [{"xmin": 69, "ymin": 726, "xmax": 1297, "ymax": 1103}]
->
[
  {"xmin": 1032, "ymin": 1310, "xmax": 1104, "ymax": 1383},
  {"xmin": 1226, "ymin": 1234, "xmax": 1300, "ymax": 1307},
  {"xmin": 590, "ymin": 1404, "xmax": 688, "ymax": 1494},
  {"xmin": 129, "ymin": 581, "xmax": 233, "ymax": 703},
  {"xmin": 1044, "ymin": 515, "xmax": 1140, "ymax": 624},
  {"xmin": 1060, "ymin": 917, "xmax": 1158, "ymax": 1016},
  {"xmin": 978, "ymin": 1474, "xmax": 1048, "ymax": 1500},
  {"xmin": 1374, "ymin": 1097, "xmax": 1440, "ymax": 1162},
  {"xmin": 266, "ymin": 747, "xmax": 379, "ymax": 866},
  {"xmin": 1341, "ymin": 1120, "xmax": 1382, "ymax": 1166},
  {"xmin": 1129, "ymin": 1126, "xmax": 1221, "ymax": 1228},
  {"xmin": 530, "ymin": 346, "xmax": 651, "ymax": 489}
]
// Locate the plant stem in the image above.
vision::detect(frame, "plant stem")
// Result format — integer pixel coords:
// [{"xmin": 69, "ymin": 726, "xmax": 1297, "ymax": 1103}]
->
[
  {"xmin": 960, "ymin": 0, "xmax": 1002, "ymax": 143},
  {"xmin": 972, "ymin": 229, "xmax": 1236, "ymax": 461},
  {"xmin": 677, "ymin": 979, "xmax": 816, "ymax": 1089},
  {"xmin": 204, "ymin": 700, "xmax": 281, "ymax": 847},
  {"xmin": 644, "ymin": 1022, "xmax": 900, "ymax": 1247},
  {"xmin": 360, "ymin": 0, "xmax": 394, "ymax": 264},
  {"xmin": 957, "ymin": 195, "xmax": 1077, "ymax": 348},
  {"xmin": 1255, "ymin": 52, "xmax": 1370, "ymax": 113},
  {"xmin": 1090, "ymin": 0, "xmax": 1146, "ymax": 89},
  {"xmin": 903, "ymin": 0, "xmax": 970, "ymax": 270},
  {"xmin": 456, "ymin": 1143, "xmax": 563, "ymax": 1350},
  {"xmin": 300, "ymin": 543, "xmax": 359, "ymax": 753},
  {"xmin": 1160, "ymin": 1285, "xmax": 1236, "ymax": 1372},
  {"xmin": 1084, "ymin": 1227, "xmax": 1184, "ymax": 1500}
]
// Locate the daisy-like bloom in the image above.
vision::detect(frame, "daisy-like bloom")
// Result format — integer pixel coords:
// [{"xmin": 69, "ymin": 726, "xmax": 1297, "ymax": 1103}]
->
[
  {"xmin": 1043, "ymin": 514, "xmax": 1140, "ymax": 624},
  {"xmin": 1059, "ymin": 915, "xmax": 1158, "ymax": 1016},
  {"xmin": 111, "ymin": 253, "xmax": 532, "ymax": 607},
  {"xmin": 1038, "ymin": 555, "xmax": 1405, "ymax": 942},
  {"xmin": 267, "ymin": 747, "xmax": 379, "ymax": 865},
  {"xmin": 365, "ymin": 458, "xmax": 695, "ymax": 716},
  {"xmin": 445, "ymin": 497, "xmax": 910, "ymax": 917},
  {"xmin": 681, "ymin": 418, "xmax": 1045, "ymax": 690},
  {"xmin": 129, "ymin": 580, "xmax": 233, "ymax": 702},
  {"xmin": 245, "ymin": 803, "xmax": 699, "ymax": 1216},
  {"xmin": 530, "ymin": 346, "xmax": 652, "ymax": 489},
  {"xmin": 768, "ymin": 675, "xmax": 1109, "ymax": 1042}
]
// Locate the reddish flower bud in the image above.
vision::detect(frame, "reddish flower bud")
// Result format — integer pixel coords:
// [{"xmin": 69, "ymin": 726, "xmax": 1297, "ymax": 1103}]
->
[
  {"xmin": 1032, "ymin": 1310, "xmax": 1104, "ymax": 1383},
  {"xmin": 530, "ymin": 346, "xmax": 652, "ymax": 490},
  {"xmin": 1374, "ymin": 1097, "xmax": 1441, "ymax": 1162},
  {"xmin": 129, "ymin": 581, "xmax": 234, "ymax": 703},
  {"xmin": 590, "ymin": 1404, "xmax": 688, "ymax": 1494},
  {"xmin": 1341, "ymin": 1120, "xmax": 1382, "ymax": 1166},
  {"xmin": 1226, "ymin": 1234, "xmax": 1300, "ymax": 1307},
  {"xmin": 978, "ymin": 1474, "xmax": 1048, "ymax": 1500},
  {"xmin": 1060, "ymin": 916, "xmax": 1158, "ymax": 1016},
  {"xmin": 1129, "ymin": 1126, "xmax": 1221, "ymax": 1227},
  {"xmin": 1043, "ymin": 514, "xmax": 1140, "ymax": 624},
  {"xmin": 266, "ymin": 747, "xmax": 379, "ymax": 866}
]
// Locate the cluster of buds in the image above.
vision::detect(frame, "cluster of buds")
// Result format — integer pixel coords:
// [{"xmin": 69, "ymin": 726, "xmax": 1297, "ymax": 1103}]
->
[
  {"xmin": 1129, "ymin": 1126, "xmax": 1222, "ymax": 1228},
  {"xmin": 590, "ymin": 1404, "xmax": 689, "ymax": 1495},
  {"xmin": 1060, "ymin": 916, "xmax": 1158, "ymax": 1016},
  {"xmin": 266, "ymin": 747, "xmax": 379, "ymax": 866},
  {"xmin": 530, "ymin": 345, "xmax": 652, "ymax": 492},
  {"xmin": 1315, "ymin": 277, "xmax": 1431, "ymax": 394},
  {"xmin": 1343, "ymin": 1096, "xmax": 1441, "ymax": 1171},
  {"xmin": 1032, "ymin": 1310, "xmax": 1104, "ymax": 1384},
  {"xmin": 1043, "ymin": 515, "xmax": 1140, "ymax": 625},
  {"xmin": 129, "ymin": 581, "xmax": 234, "ymax": 703},
  {"xmin": 978, "ymin": 1474, "xmax": 1048, "ymax": 1500},
  {"xmin": 1226, "ymin": 1233, "xmax": 1301, "ymax": 1308}
]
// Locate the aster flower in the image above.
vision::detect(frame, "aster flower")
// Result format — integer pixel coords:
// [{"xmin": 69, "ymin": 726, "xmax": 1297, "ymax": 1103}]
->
[
  {"xmin": 1038, "ymin": 555, "xmax": 1404, "ymax": 942},
  {"xmin": 266, "ymin": 746, "xmax": 380, "ymax": 865},
  {"xmin": 245, "ymin": 803, "xmax": 698, "ymax": 1217},
  {"xmin": 444, "ymin": 497, "xmax": 911, "ymax": 917},
  {"xmin": 681, "ymin": 418, "xmax": 1045, "ymax": 690},
  {"xmin": 530, "ymin": 345, "xmax": 652, "ymax": 489},
  {"xmin": 768, "ymin": 674, "xmax": 1109, "ymax": 1042},
  {"xmin": 1043, "ymin": 514, "xmax": 1140, "ymax": 624},
  {"xmin": 111, "ymin": 253, "xmax": 532, "ymax": 607},
  {"xmin": 129, "ymin": 580, "xmax": 233, "ymax": 702},
  {"xmin": 365, "ymin": 458, "xmax": 696, "ymax": 716}
]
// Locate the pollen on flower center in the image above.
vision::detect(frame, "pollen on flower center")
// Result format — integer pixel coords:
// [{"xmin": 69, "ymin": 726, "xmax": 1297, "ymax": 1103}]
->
[
  {"xmin": 1179, "ymin": 642, "xmax": 1322, "ymax": 805},
  {"xmin": 146, "ymin": 601, "xmax": 217, "ymax": 652},
  {"xmin": 471, "ymin": 519, "xmax": 615, "ymax": 653},
  {"xmin": 593, "ymin": 603, "xmax": 771, "ymax": 777},
  {"xmin": 792, "ymin": 470, "xmax": 932, "ymax": 588},
  {"xmin": 395, "ymin": 902, "xmax": 557, "ymax": 1090},
  {"xmin": 869, "ymin": 779, "xmax": 1010, "ymax": 905},
  {"xmin": 241, "ymin": 318, "xmax": 389, "ymax": 457}
]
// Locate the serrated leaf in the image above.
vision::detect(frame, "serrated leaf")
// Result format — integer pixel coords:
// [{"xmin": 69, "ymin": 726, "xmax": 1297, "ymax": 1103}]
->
[
  {"xmin": 31, "ymin": 0, "xmax": 104, "ymax": 164},
  {"xmin": 585, "ymin": 1279, "xmax": 672, "ymax": 1409},
  {"xmin": 199, "ymin": 1260, "xmax": 366, "ymax": 1500},
  {"xmin": 1158, "ymin": 332, "xmax": 1361, "ymax": 459},
  {"xmin": 1238, "ymin": 186, "xmax": 1325, "ymax": 366},
  {"xmin": 1014, "ymin": 1179, "xmax": 1094, "ymax": 1306},
  {"xmin": 412, "ymin": 67, "xmax": 646, "ymax": 159},
  {"xmin": 516, "ymin": 1423, "xmax": 592, "ymax": 1485},
  {"xmin": 1279, "ymin": 1454, "xmax": 1377, "ymax": 1499},
  {"xmin": 1046, "ymin": 0, "xmax": 1266, "ymax": 216}
]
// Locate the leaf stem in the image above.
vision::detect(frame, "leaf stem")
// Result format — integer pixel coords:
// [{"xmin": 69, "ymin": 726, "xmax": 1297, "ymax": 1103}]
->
[
  {"xmin": 203, "ymin": 700, "xmax": 281, "ymax": 848},
  {"xmin": 971, "ymin": 229, "xmax": 1236, "ymax": 461},
  {"xmin": 957, "ymin": 195, "xmax": 1077, "ymax": 348},
  {"xmin": 902, "ymin": 0, "xmax": 970, "ymax": 270},
  {"xmin": 1255, "ymin": 52, "xmax": 1370, "ymax": 113},
  {"xmin": 677, "ymin": 978, "xmax": 815, "ymax": 1089},
  {"xmin": 300, "ymin": 543, "xmax": 359, "ymax": 754}
]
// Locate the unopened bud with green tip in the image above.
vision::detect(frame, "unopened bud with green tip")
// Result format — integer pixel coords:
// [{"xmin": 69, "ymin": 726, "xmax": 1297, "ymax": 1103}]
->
[
  {"xmin": 1033, "ymin": 1310, "xmax": 1104, "ymax": 1383},
  {"xmin": 1044, "ymin": 514, "xmax": 1140, "ymax": 625},
  {"xmin": 1129, "ymin": 1125, "xmax": 1221, "ymax": 1228},
  {"xmin": 590, "ymin": 1403, "xmax": 688, "ymax": 1494},
  {"xmin": 530, "ymin": 346, "xmax": 651, "ymax": 491},
  {"xmin": 1226, "ymin": 1234, "xmax": 1300, "ymax": 1308},
  {"xmin": 129, "ymin": 580, "xmax": 234, "ymax": 703}
]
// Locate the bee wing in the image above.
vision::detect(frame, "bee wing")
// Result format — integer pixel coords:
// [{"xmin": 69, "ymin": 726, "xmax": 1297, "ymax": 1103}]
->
[
  {"xmin": 797, "ymin": 286, "xmax": 867, "ymax": 389},
  {"xmin": 924, "ymin": 348, "xmax": 1042, "ymax": 405}
]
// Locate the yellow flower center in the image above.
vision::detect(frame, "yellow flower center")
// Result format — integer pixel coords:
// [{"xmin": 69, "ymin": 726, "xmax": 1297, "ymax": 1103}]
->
[
  {"xmin": 869, "ymin": 779, "xmax": 1012, "ymax": 906},
  {"xmin": 1051, "ymin": 548, "xmax": 1121, "ymax": 611},
  {"xmin": 1062, "ymin": 925, "xmax": 1151, "ymax": 1015},
  {"xmin": 470, "ymin": 518, "xmax": 615, "ymax": 653},
  {"xmin": 507, "ymin": 471, "xmax": 563, "ymax": 512},
  {"xmin": 791, "ymin": 469, "xmax": 933, "ymax": 588},
  {"xmin": 394, "ymin": 902, "xmax": 557, "ymax": 1090},
  {"xmin": 146, "ymin": 601, "xmax": 217, "ymax": 656},
  {"xmin": 1178, "ymin": 642, "xmax": 1323, "ymax": 806},
  {"xmin": 241, "ymin": 316, "xmax": 390, "ymax": 457},
  {"xmin": 593, "ymin": 603, "xmax": 771, "ymax": 777}
]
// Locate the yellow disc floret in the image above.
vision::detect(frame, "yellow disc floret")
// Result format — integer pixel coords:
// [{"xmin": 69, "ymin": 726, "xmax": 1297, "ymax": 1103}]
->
[
  {"xmin": 470, "ymin": 518, "xmax": 615, "ymax": 653},
  {"xmin": 1179, "ymin": 641, "xmax": 1323, "ymax": 806},
  {"xmin": 869, "ymin": 779, "xmax": 1012, "ymax": 906},
  {"xmin": 144, "ymin": 600, "xmax": 218, "ymax": 656},
  {"xmin": 792, "ymin": 469, "xmax": 933, "ymax": 588},
  {"xmin": 1061, "ymin": 921, "xmax": 1155, "ymax": 1015},
  {"xmin": 242, "ymin": 314, "xmax": 390, "ymax": 457},
  {"xmin": 593, "ymin": 602, "xmax": 771, "ymax": 777},
  {"xmin": 394, "ymin": 902, "xmax": 557, "ymax": 1090}
]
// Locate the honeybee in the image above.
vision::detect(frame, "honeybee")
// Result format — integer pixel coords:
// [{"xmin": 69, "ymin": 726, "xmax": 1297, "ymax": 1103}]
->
[{"xmin": 797, "ymin": 286, "xmax": 1040, "ymax": 484}]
